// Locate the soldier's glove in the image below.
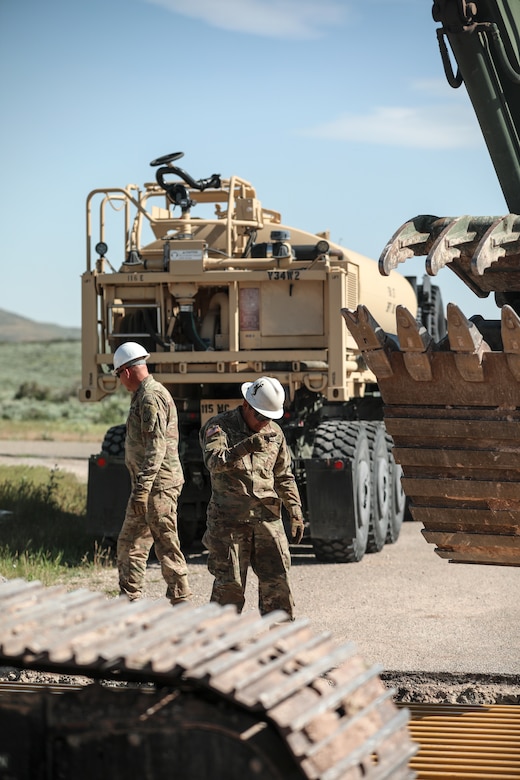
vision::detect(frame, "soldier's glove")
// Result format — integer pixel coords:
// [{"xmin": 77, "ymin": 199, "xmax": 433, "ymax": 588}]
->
[
  {"xmin": 231, "ymin": 433, "xmax": 270, "ymax": 459},
  {"xmin": 130, "ymin": 495, "xmax": 148, "ymax": 516},
  {"xmin": 248, "ymin": 433, "xmax": 271, "ymax": 452},
  {"xmin": 290, "ymin": 517, "xmax": 305, "ymax": 544}
]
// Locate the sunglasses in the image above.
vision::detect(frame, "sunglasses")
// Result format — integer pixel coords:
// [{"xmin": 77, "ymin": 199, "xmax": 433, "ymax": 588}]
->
[{"xmin": 250, "ymin": 407, "xmax": 270, "ymax": 422}]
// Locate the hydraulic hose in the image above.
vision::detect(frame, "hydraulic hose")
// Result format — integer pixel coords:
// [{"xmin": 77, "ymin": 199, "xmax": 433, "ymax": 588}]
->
[
  {"xmin": 143, "ymin": 308, "xmax": 171, "ymax": 350},
  {"xmin": 156, "ymin": 166, "xmax": 221, "ymax": 193},
  {"xmin": 179, "ymin": 308, "xmax": 210, "ymax": 351}
]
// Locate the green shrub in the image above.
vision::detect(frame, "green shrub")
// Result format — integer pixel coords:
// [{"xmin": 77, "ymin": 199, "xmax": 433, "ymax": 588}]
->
[{"xmin": 14, "ymin": 381, "xmax": 53, "ymax": 401}]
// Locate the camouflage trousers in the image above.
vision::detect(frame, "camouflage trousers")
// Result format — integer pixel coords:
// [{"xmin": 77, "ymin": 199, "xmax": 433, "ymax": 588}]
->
[
  {"xmin": 202, "ymin": 506, "xmax": 295, "ymax": 619},
  {"xmin": 117, "ymin": 484, "xmax": 191, "ymax": 605}
]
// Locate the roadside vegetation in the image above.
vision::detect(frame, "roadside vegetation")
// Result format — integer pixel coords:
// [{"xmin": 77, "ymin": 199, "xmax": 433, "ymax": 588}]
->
[
  {"xmin": 0, "ymin": 340, "xmax": 128, "ymax": 441},
  {"xmin": 0, "ymin": 341, "xmax": 122, "ymax": 589},
  {"xmin": 0, "ymin": 464, "xmax": 114, "ymax": 588}
]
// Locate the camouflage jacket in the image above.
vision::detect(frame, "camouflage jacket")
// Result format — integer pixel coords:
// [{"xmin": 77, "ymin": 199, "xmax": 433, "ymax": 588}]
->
[
  {"xmin": 200, "ymin": 406, "xmax": 303, "ymax": 521},
  {"xmin": 125, "ymin": 375, "xmax": 184, "ymax": 498}
]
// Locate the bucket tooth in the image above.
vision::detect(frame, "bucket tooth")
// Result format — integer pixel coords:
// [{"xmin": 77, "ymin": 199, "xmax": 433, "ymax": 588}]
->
[
  {"xmin": 447, "ymin": 302, "xmax": 490, "ymax": 353},
  {"xmin": 501, "ymin": 304, "xmax": 520, "ymax": 352},
  {"xmin": 341, "ymin": 305, "xmax": 385, "ymax": 350},
  {"xmin": 447, "ymin": 303, "xmax": 491, "ymax": 381},
  {"xmin": 396, "ymin": 305, "xmax": 433, "ymax": 381},
  {"xmin": 502, "ymin": 304, "xmax": 520, "ymax": 380},
  {"xmin": 425, "ymin": 215, "xmax": 481, "ymax": 275},
  {"xmin": 341, "ymin": 306, "xmax": 396, "ymax": 379},
  {"xmin": 378, "ymin": 214, "xmax": 441, "ymax": 276},
  {"xmin": 472, "ymin": 214, "xmax": 520, "ymax": 275},
  {"xmin": 396, "ymin": 305, "xmax": 434, "ymax": 349}
]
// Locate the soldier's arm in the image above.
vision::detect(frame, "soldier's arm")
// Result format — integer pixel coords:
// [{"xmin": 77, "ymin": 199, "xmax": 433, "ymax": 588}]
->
[
  {"xmin": 132, "ymin": 398, "xmax": 168, "ymax": 498},
  {"xmin": 200, "ymin": 421, "xmax": 268, "ymax": 472}
]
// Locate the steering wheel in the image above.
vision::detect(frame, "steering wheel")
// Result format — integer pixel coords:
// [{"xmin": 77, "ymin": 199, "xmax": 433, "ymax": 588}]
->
[{"xmin": 150, "ymin": 152, "xmax": 184, "ymax": 167}]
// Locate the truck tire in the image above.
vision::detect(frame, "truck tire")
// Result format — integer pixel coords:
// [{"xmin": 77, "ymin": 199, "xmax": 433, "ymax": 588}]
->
[
  {"xmin": 386, "ymin": 445, "xmax": 406, "ymax": 543},
  {"xmin": 178, "ymin": 502, "xmax": 199, "ymax": 549},
  {"xmin": 366, "ymin": 422, "xmax": 391, "ymax": 553},
  {"xmin": 101, "ymin": 424, "xmax": 126, "ymax": 456},
  {"xmin": 311, "ymin": 421, "xmax": 371, "ymax": 563}
]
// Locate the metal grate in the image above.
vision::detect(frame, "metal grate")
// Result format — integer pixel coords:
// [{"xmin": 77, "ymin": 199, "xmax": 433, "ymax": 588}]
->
[
  {"xmin": 407, "ymin": 703, "xmax": 520, "ymax": 779},
  {"xmin": 347, "ymin": 263, "xmax": 359, "ymax": 311}
]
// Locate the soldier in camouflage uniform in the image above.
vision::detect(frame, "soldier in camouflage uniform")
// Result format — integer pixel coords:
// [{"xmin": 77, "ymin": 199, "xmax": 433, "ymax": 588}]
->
[
  {"xmin": 112, "ymin": 342, "xmax": 191, "ymax": 606},
  {"xmin": 200, "ymin": 377, "xmax": 304, "ymax": 619}
]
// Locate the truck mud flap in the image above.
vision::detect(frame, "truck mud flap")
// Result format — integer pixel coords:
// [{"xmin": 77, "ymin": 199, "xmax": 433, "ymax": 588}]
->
[
  {"xmin": 86, "ymin": 456, "xmax": 130, "ymax": 540},
  {"xmin": 304, "ymin": 457, "xmax": 357, "ymax": 539},
  {"xmin": 86, "ymin": 456, "xmax": 203, "ymax": 549},
  {"xmin": 342, "ymin": 303, "xmax": 520, "ymax": 566}
]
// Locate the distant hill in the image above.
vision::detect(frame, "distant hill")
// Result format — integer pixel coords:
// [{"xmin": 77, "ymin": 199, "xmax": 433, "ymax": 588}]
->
[{"xmin": 0, "ymin": 309, "xmax": 80, "ymax": 342}]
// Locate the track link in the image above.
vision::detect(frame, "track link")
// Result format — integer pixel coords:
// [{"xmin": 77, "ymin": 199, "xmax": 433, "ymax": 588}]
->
[{"xmin": 0, "ymin": 578, "xmax": 417, "ymax": 778}]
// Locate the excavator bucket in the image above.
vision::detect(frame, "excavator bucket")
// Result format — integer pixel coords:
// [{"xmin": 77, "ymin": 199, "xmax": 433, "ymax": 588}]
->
[
  {"xmin": 338, "ymin": 0, "xmax": 520, "ymax": 566},
  {"xmin": 341, "ymin": 302, "xmax": 520, "ymax": 566}
]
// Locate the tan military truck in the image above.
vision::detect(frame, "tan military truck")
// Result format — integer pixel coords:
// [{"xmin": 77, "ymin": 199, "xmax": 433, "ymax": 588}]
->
[{"xmin": 80, "ymin": 152, "xmax": 445, "ymax": 561}]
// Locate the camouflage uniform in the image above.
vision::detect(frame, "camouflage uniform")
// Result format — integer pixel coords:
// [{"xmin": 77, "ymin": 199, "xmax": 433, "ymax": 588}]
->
[
  {"xmin": 200, "ymin": 406, "xmax": 303, "ymax": 619},
  {"xmin": 117, "ymin": 375, "xmax": 191, "ymax": 604}
]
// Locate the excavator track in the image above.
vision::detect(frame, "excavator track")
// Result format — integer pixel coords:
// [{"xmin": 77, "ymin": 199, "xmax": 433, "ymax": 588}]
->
[
  {"xmin": 0, "ymin": 578, "xmax": 417, "ymax": 779},
  {"xmin": 342, "ymin": 302, "xmax": 520, "ymax": 566}
]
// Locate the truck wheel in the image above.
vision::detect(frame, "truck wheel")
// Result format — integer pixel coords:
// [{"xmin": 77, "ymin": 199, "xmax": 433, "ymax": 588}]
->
[
  {"xmin": 101, "ymin": 424, "xmax": 126, "ymax": 456},
  {"xmin": 366, "ymin": 423, "xmax": 390, "ymax": 553},
  {"xmin": 386, "ymin": 443, "xmax": 406, "ymax": 543},
  {"xmin": 312, "ymin": 538, "xmax": 359, "ymax": 562},
  {"xmin": 311, "ymin": 421, "xmax": 371, "ymax": 563},
  {"xmin": 178, "ymin": 503, "xmax": 199, "ymax": 550}
]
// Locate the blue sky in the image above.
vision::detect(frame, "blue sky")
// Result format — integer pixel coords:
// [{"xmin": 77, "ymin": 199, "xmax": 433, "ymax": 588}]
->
[{"xmin": 0, "ymin": 0, "xmax": 508, "ymax": 328}]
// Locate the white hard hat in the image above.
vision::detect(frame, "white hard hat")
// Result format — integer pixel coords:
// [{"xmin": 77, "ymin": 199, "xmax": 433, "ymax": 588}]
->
[
  {"xmin": 241, "ymin": 377, "xmax": 285, "ymax": 419},
  {"xmin": 112, "ymin": 342, "xmax": 150, "ymax": 375}
]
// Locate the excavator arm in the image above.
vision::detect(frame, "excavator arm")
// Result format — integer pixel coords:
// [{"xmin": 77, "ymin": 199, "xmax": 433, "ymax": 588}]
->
[
  {"xmin": 433, "ymin": 0, "xmax": 520, "ymax": 213},
  {"xmin": 380, "ymin": 0, "xmax": 520, "ymax": 306}
]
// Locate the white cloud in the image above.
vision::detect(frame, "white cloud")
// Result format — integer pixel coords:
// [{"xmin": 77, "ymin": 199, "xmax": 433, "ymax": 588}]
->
[
  {"xmin": 302, "ymin": 103, "xmax": 483, "ymax": 149},
  {"xmin": 144, "ymin": 0, "xmax": 346, "ymax": 39}
]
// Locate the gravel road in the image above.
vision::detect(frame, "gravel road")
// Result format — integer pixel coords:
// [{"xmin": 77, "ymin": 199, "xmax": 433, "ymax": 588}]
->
[
  {"xmin": 0, "ymin": 439, "xmax": 95, "ymax": 482},
  {"xmin": 1, "ymin": 439, "xmax": 519, "ymax": 702}
]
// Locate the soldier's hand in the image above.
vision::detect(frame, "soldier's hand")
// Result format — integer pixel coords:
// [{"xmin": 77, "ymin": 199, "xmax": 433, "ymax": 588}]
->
[
  {"xmin": 231, "ymin": 432, "xmax": 274, "ymax": 459},
  {"xmin": 130, "ymin": 495, "xmax": 148, "ymax": 516},
  {"xmin": 291, "ymin": 517, "xmax": 305, "ymax": 544},
  {"xmin": 248, "ymin": 433, "xmax": 270, "ymax": 452}
]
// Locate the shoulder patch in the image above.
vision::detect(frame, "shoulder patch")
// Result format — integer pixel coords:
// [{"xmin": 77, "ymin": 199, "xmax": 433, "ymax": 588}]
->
[{"xmin": 205, "ymin": 424, "xmax": 221, "ymax": 438}]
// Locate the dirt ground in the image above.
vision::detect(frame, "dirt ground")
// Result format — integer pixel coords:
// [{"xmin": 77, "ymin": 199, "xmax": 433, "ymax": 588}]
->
[
  {"xmin": 4, "ymin": 665, "xmax": 519, "ymax": 705},
  {"xmin": 2, "ymin": 542, "xmax": 519, "ymax": 705},
  {"xmin": 1, "ymin": 440, "xmax": 519, "ymax": 704}
]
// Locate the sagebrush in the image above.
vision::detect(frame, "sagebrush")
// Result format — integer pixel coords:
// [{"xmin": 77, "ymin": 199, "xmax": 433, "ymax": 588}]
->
[{"xmin": 0, "ymin": 340, "xmax": 128, "ymax": 438}]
